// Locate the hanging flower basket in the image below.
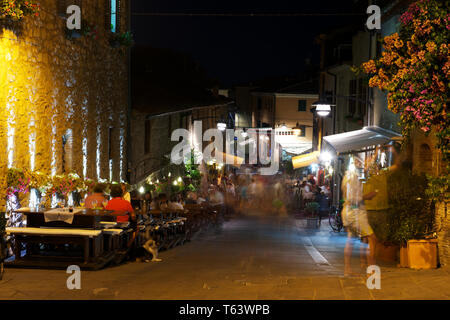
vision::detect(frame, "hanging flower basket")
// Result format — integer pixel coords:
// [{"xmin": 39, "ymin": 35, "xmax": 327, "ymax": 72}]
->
[
  {"xmin": 109, "ymin": 31, "xmax": 134, "ymax": 48},
  {"xmin": 0, "ymin": 0, "xmax": 40, "ymax": 20},
  {"xmin": 65, "ymin": 20, "xmax": 99, "ymax": 41}
]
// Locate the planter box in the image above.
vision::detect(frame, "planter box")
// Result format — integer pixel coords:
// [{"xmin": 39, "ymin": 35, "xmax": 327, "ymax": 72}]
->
[
  {"xmin": 407, "ymin": 239, "xmax": 438, "ymax": 269},
  {"xmin": 399, "ymin": 245, "xmax": 409, "ymax": 268},
  {"xmin": 375, "ymin": 241, "xmax": 399, "ymax": 263}
]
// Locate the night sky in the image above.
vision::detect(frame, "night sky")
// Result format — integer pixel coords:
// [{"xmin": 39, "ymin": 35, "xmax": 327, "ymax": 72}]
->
[{"xmin": 131, "ymin": 0, "xmax": 367, "ymax": 86}]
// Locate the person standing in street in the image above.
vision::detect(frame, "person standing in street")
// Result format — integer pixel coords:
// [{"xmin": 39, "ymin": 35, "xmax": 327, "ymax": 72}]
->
[{"xmin": 341, "ymin": 157, "xmax": 378, "ymax": 277}]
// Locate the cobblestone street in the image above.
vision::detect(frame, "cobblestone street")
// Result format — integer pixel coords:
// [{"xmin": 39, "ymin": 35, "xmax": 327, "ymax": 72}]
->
[{"xmin": 1, "ymin": 215, "xmax": 449, "ymax": 300}]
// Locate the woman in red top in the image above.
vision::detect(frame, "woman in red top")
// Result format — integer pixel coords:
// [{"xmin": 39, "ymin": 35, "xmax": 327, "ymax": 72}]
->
[{"xmin": 106, "ymin": 185, "xmax": 135, "ymax": 223}]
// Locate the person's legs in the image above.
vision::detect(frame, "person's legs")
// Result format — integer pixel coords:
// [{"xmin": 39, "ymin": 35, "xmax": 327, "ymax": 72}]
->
[
  {"xmin": 367, "ymin": 233, "xmax": 377, "ymax": 266},
  {"xmin": 360, "ymin": 237, "xmax": 368, "ymax": 271},
  {"xmin": 344, "ymin": 231, "xmax": 354, "ymax": 275}
]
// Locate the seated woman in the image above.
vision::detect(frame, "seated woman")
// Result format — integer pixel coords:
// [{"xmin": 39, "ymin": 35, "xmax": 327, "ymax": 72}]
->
[
  {"xmin": 168, "ymin": 194, "xmax": 184, "ymax": 210},
  {"xmin": 85, "ymin": 184, "xmax": 107, "ymax": 209},
  {"xmin": 105, "ymin": 185, "xmax": 135, "ymax": 223}
]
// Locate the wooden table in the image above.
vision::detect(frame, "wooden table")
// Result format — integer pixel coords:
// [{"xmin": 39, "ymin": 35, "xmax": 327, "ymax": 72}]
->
[
  {"xmin": 17, "ymin": 208, "xmax": 128, "ymax": 229},
  {"xmin": 6, "ymin": 209, "xmax": 129, "ymax": 270}
]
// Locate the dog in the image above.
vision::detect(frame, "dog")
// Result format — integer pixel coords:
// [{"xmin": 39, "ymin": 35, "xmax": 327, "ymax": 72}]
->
[{"xmin": 136, "ymin": 225, "xmax": 162, "ymax": 262}]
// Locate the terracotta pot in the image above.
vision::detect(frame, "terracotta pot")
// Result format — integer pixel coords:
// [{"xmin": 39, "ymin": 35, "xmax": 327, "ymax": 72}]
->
[{"xmin": 375, "ymin": 241, "xmax": 399, "ymax": 263}]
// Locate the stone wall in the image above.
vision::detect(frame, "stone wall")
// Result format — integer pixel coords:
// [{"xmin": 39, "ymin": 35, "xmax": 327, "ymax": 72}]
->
[
  {"xmin": 411, "ymin": 129, "xmax": 449, "ymax": 267},
  {"xmin": 0, "ymin": 0, "xmax": 129, "ymax": 198}
]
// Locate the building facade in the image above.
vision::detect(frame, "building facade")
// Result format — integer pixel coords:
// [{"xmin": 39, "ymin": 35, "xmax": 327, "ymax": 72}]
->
[{"xmin": 0, "ymin": 0, "xmax": 130, "ymax": 198}]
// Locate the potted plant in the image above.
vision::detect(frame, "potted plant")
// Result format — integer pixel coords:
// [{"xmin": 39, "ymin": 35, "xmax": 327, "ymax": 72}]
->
[
  {"xmin": 305, "ymin": 202, "xmax": 320, "ymax": 229},
  {"xmin": 384, "ymin": 167, "xmax": 437, "ymax": 269},
  {"xmin": 66, "ymin": 19, "xmax": 98, "ymax": 40},
  {"xmin": 109, "ymin": 31, "xmax": 134, "ymax": 48}
]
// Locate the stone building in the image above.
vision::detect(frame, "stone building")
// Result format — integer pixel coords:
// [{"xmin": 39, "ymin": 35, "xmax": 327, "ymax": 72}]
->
[
  {"xmin": 130, "ymin": 46, "xmax": 232, "ymax": 186},
  {"xmin": 0, "ymin": 0, "xmax": 130, "ymax": 193}
]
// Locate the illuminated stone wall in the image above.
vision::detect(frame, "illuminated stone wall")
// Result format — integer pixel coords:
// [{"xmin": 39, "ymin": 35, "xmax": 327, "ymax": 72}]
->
[
  {"xmin": 0, "ymin": 0, "xmax": 129, "ymax": 202},
  {"xmin": 411, "ymin": 129, "xmax": 449, "ymax": 266}
]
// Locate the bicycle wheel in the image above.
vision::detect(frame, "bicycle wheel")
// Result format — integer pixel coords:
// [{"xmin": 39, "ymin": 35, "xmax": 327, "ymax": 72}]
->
[{"xmin": 329, "ymin": 209, "xmax": 341, "ymax": 232}]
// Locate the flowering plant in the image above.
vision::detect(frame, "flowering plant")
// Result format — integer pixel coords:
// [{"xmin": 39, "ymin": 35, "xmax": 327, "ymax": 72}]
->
[
  {"xmin": 360, "ymin": 0, "xmax": 449, "ymax": 201},
  {"xmin": 81, "ymin": 20, "xmax": 99, "ymax": 40},
  {"xmin": 49, "ymin": 175, "xmax": 75, "ymax": 197},
  {"xmin": 0, "ymin": 0, "xmax": 40, "ymax": 20},
  {"xmin": 109, "ymin": 31, "xmax": 134, "ymax": 48},
  {"xmin": 361, "ymin": 0, "xmax": 449, "ymax": 160},
  {"xmin": 6, "ymin": 168, "xmax": 30, "ymax": 197}
]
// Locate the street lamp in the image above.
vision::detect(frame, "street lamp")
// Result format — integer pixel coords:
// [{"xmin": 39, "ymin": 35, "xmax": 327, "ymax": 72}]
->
[
  {"xmin": 312, "ymin": 98, "xmax": 334, "ymax": 117},
  {"xmin": 312, "ymin": 97, "xmax": 335, "ymax": 153},
  {"xmin": 217, "ymin": 121, "xmax": 226, "ymax": 131}
]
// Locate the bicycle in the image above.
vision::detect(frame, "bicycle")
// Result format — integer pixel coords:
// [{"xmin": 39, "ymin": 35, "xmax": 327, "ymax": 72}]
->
[{"xmin": 329, "ymin": 205, "xmax": 344, "ymax": 233}]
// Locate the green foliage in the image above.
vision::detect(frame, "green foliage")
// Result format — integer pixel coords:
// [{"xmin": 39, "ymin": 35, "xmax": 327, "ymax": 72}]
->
[
  {"xmin": 184, "ymin": 150, "xmax": 202, "ymax": 189},
  {"xmin": 384, "ymin": 167, "xmax": 435, "ymax": 245},
  {"xmin": 305, "ymin": 202, "xmax": 319, "ymax": 217},
  {"xmin": 426, "ymin": 163, "xmax": 450, "ymax": 204},
  {"xmin": 110, "ymin": 31, "xmax": 134, "ymax": 48}
]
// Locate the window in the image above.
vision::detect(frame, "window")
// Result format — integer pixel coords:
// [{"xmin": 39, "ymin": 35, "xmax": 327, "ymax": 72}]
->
[
  {"xmin": 144, "ymin": 120, "xmax": 151, "ymax": 154},
  {"xmin": 358, "ymin": 78, "xmax": 367, "ymax": 117},
  {"xmin": 349, "ymin": 79, "xmax": 357, "ymax": 115},
  {"xmin": 299, "ymin": 125, "xmax": 306, "ymax": 137},
  {"xmin": 110, "ymin": 0, "xmax": 117, "ymax": 32},
  {"xmin": 106, "ymin": 0, "xmax": 120, "ymax": 33},
  {"xmin": 257, "ymin": 98, "xmax": 262, "ymax": 110},
  {"xmin": 298, "ymin": 100, "xmax": 307, "ymax": 112}
]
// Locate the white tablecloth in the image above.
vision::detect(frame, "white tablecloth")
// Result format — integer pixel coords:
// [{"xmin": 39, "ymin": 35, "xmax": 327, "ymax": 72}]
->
[{"xmin": 44, "ymin": 208, "xmax": 82, "ymax": 224}]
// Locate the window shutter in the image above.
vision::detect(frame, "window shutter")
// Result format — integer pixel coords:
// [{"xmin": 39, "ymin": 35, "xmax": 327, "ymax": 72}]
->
[
  {"xmin": 105, "ymin": 0, "xmax": 111, "ymax": 32},
  {"xmin": 57, "ymin": 0, "xmax": 67, "ymax": 17},
  {"xmin": 116, "ymin": 0, "xmax": 122, "ymax": 33}
]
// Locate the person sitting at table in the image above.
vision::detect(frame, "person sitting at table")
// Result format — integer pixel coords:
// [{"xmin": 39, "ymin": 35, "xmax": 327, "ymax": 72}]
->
[
  {"xmin": 85, "ymin": 184, "xmax": 107, "ymax": 209},
  {"xmin": 168, "ymin": 194, "xmax": 184, "ymax": 210},
  {"xmin": 106, "ymin": 185, "xmax": 135, "ymax": 223},
  {"xmin": 121, "ymin": 183, "xmax": 131, "ymax": 203}
]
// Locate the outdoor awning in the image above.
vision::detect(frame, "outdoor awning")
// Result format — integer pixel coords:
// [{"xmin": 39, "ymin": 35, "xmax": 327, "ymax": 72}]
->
[
  {"xmin": 292, "ymin": 151, "xmax": 320, "ymax": 169},
  {"xmin": 323, "ymin": 126, "xmax": 401, "ymax": 154}
]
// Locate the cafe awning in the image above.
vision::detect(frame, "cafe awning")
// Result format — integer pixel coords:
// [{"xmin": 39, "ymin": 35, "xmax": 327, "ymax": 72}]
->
[
  {"xmin": 292, "ymin": 151, "xmax": 320, "ymax": 169},
  {"xmin": 323, "ymin": 126, "xmax": 401, "ymax": 154}
]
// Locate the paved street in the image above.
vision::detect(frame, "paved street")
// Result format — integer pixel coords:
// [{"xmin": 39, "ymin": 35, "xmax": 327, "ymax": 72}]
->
[{"xmin": 1, "ymin": 214, "xmax": 449, "ymax": 300}]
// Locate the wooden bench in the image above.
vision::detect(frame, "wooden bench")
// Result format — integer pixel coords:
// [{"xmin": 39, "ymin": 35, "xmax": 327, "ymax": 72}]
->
[{"xmin": 6, "ymin": 227, "xmax": 102, "ymax": 264}]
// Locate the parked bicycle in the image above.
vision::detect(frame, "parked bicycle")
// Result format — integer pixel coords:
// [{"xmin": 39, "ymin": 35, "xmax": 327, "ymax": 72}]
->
[{"xmin": 329, "ymin": 205, "xmax": 344, "ymax": 233}]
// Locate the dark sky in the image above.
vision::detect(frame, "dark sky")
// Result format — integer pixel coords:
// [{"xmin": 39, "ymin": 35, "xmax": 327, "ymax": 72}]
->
[{"xmin": 131, "ymin": 0, "xmax": 367, "ymax": 86}]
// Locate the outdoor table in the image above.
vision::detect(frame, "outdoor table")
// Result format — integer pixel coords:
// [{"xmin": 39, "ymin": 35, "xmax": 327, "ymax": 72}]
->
[
  {"xmin": 15, "ymin": 208, "xmax": 128, "ymax": 229},
  {"xmin": 6, "ymin": 208, "xmax": 130, "ymax": 269}
]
